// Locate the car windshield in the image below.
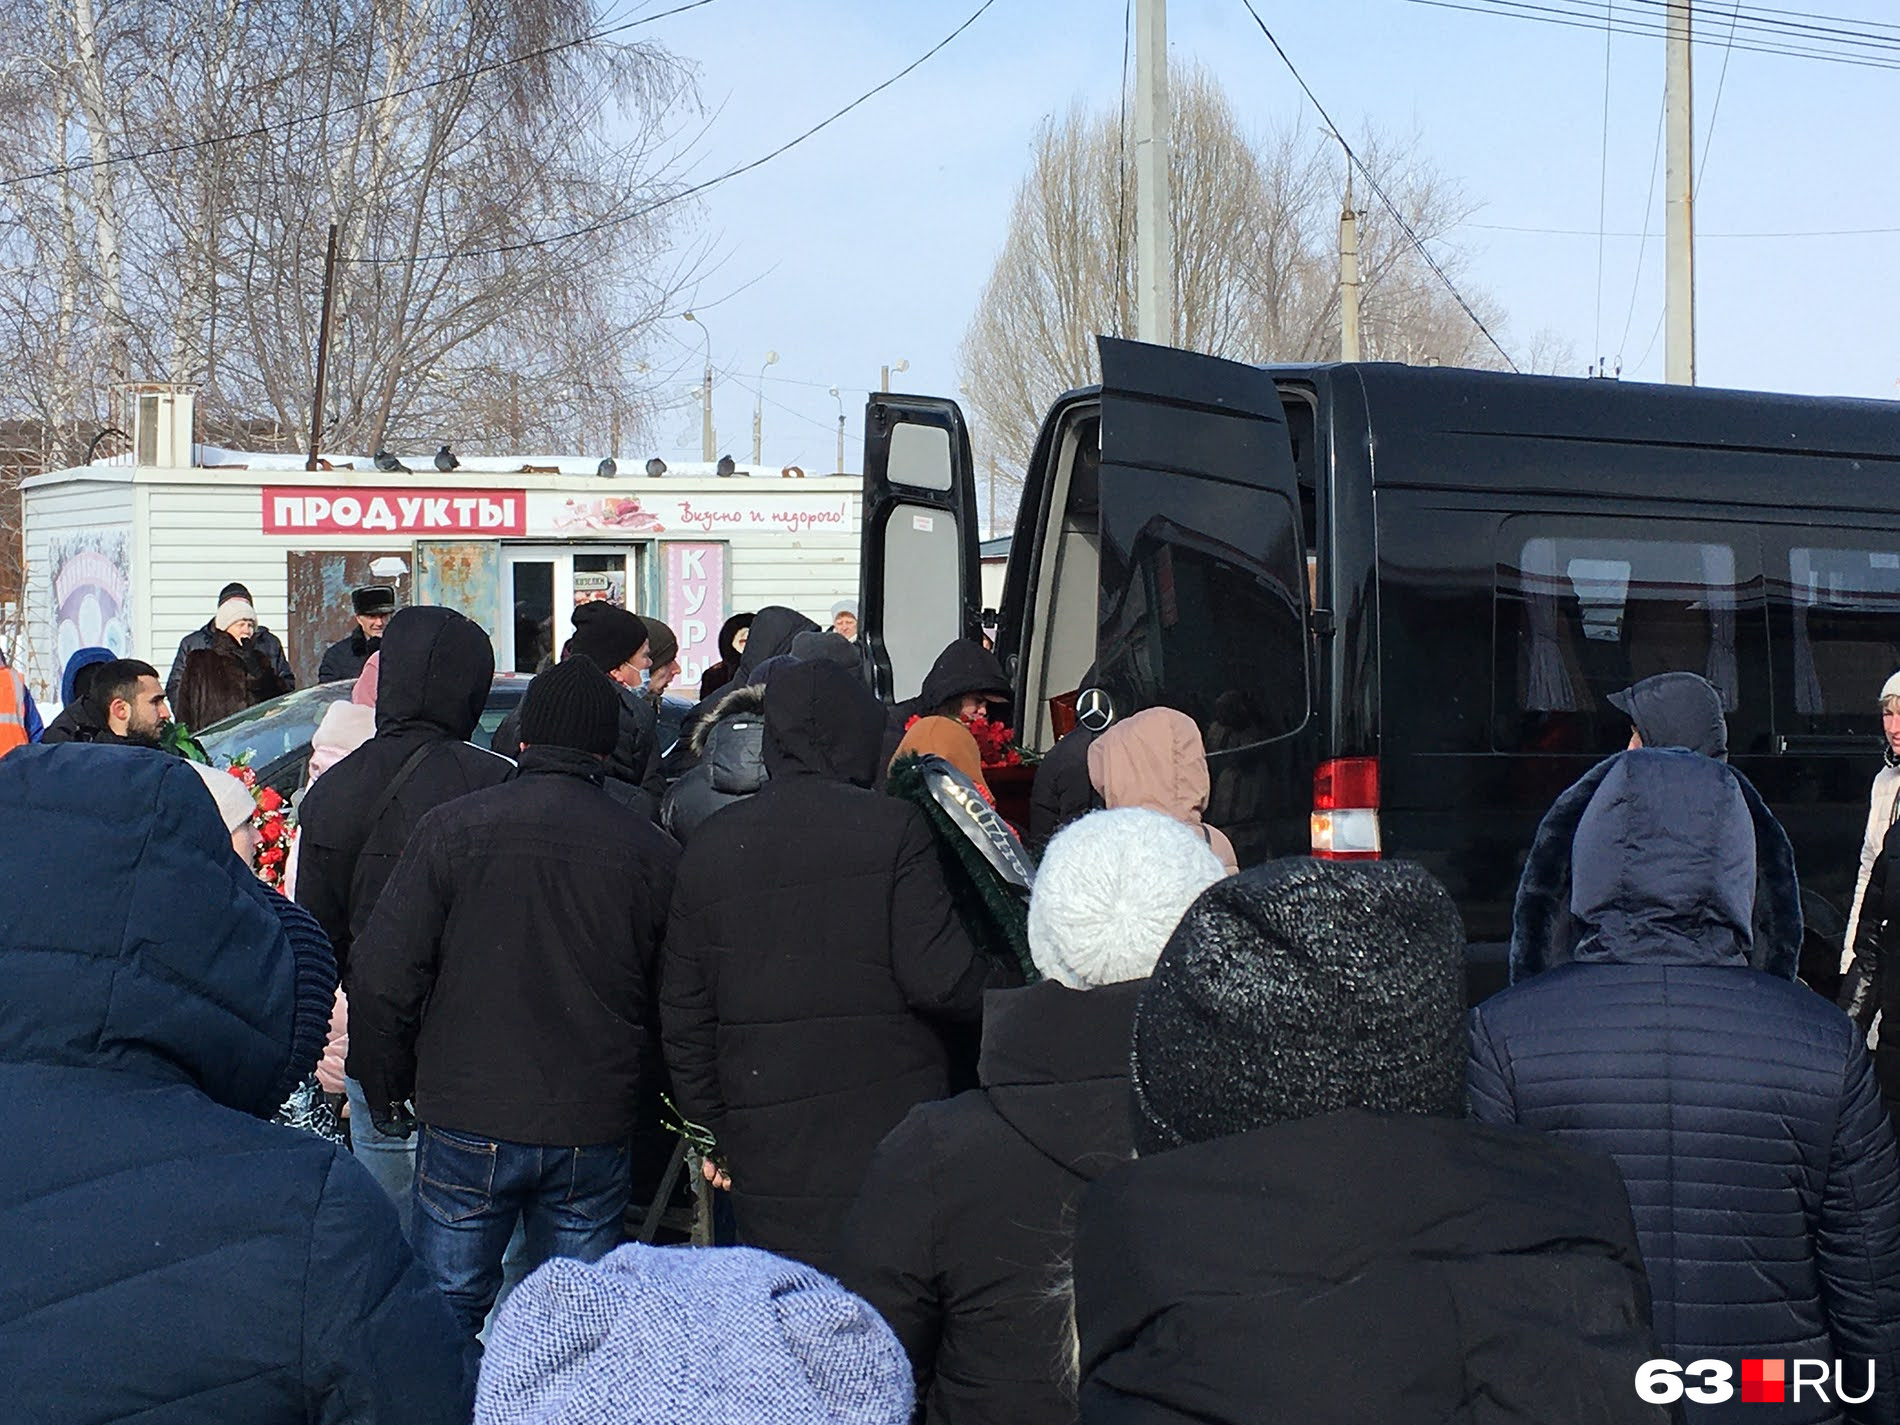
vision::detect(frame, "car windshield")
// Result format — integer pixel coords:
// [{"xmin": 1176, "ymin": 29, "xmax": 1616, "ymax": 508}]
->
[{"xmin": 197, "ymin": 683, "xmax": 352, "ymax": 768}]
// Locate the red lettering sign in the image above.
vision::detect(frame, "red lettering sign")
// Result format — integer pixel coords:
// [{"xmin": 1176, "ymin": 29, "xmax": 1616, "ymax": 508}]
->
[{"xmin": 261, "ymin": 487, "xmax": 527, "ymax": 536}]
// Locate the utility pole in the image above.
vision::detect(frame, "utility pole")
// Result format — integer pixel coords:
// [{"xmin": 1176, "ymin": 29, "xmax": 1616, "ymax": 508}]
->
[
  {"xmin": 1665, "ymin": 0, "xmax": 1695, "ymax": 384},
  {"xmin": 684, "ymin": 311, "xmax": 716, "ymax": 460},
  {"xmin": 1133, "ymin": 0, "xmax": 1173, "ymax": 344},
  {"xmin": 305, "ymin": 222, "xmax": 339, "ymax": 471},
  {"xmin": 753, "ymin": 350, "xmax": 777, "ymax": 465},
  {"xmin": 1339, "ymin": 166, "xmax": 1362, "ymax": 363}
]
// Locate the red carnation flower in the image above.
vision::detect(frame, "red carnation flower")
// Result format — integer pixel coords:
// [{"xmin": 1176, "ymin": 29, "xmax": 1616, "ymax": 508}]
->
[{"xmin": 255, "ymin": 787, "xmax": 284, "ymax": 814}]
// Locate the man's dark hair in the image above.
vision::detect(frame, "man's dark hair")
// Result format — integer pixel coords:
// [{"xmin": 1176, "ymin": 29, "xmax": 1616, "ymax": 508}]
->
[{"xmin": 91, "ymin": 659, "xmax": 160, "ymax": 713}]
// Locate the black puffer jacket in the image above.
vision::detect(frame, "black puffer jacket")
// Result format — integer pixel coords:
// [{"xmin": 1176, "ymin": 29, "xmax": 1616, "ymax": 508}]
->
[
  {"xmin": 841, "ymin": 979, "xmax": 1139, "ymax": 1425},
  {"xmin": 351, "ymin": 745, "xmax": 679, "ymax": 1146},
  {"xmin": 660, "ymin": 660, "xmax": 1009, "ymax": 1275},
  {"xmin": 1075, "ymin": 1110, "xmax": 1666, "ymax": 1425},
  {"xmin": 1472, "ymin": 750, "xmax": 1900, "ymax": 1423},
  {"xmin": 294, "ymin": 607, "xmax": 513, "ymax": 992},
  {"xmin": 661, "ymin": 683, "xmax": 767, "ymax": 844},
  {"xmin": 666, "ymin": 605, "xmax": 819, "ymax": 777}
]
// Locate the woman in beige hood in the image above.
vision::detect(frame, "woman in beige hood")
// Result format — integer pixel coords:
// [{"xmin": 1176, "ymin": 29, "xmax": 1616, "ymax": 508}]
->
[{"xmin": 1086, "ymin": 707, "xmax": 1239, "ymax": 874}]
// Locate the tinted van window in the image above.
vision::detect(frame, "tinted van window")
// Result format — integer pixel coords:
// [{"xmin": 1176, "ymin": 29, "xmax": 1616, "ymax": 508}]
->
[
  {"xmin": 1494, "ymin": 523, "xmax": 1767, "ymax": 754},
  {"xmin": 1780, "ymin": 545, "xmax": 1900, "ymax": 733},
  {"xmin": 1096, "ymin": 466, "xmax": 1309, "ymax": 748}
]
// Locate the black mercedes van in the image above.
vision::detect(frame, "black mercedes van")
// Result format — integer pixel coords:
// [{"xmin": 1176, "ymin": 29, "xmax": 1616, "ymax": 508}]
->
[{"xmin": 858, "ymin": 336, "xmax": 1900, "ymax": 994}]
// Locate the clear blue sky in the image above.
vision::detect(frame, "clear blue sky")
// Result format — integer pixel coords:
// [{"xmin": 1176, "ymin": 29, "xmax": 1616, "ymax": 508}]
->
[{"xmin": 629, "ymin": 0, "xmax": 1900, "ymax": 470}]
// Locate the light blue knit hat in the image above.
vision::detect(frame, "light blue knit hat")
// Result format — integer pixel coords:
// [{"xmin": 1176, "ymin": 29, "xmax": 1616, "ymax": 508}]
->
[{"xmin": 474, "ymin": 1244, "xmax": 913, "ymax": 1425}]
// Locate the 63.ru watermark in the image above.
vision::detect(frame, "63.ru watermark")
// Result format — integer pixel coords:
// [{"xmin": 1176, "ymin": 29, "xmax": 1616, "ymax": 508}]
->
[{"xmin": 1636, "ymin": 1359, "xmax": 1875, "ymax": 1407}]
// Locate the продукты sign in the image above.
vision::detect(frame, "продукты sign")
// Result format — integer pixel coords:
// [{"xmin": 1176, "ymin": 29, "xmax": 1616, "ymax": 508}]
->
[{"xmin": 263, "ymin": 487, "xmax": 528, "ymax": 536}]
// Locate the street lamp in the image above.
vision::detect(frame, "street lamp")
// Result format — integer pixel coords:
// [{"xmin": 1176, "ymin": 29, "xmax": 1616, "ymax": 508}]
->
[
  {"xmin": 880, "ymin": 357, "xmax": 909, "ymax": 392},
  {"xmin": 829, "ymin": 385, "xmax": 845, "ymax": 476},
  {"xmin": 753, "ymin": 350, "xmax": 778, "ymax": 465},
  {"xmin": 683, "ymin": 311, "xmax": 714, "ymax": 462}
]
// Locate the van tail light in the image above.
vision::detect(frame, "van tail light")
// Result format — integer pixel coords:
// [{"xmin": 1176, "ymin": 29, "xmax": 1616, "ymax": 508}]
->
[{"xmin": 1312, "ymin": 757, "xmax": 1382, "ymax": 861}]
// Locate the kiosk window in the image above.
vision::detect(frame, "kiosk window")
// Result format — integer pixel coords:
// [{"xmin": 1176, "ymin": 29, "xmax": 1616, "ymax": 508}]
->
[
  {"xmin": 1095, "ymin": 466, "xmax": 1309, "ymax": 748},
  {"xmin": 1783, "ymin": 546, "xmax": 1900, "ymax": 730},
  {"xmin": 1496, "ymin": 531, "xmax": 1762, "ymax": 753}
]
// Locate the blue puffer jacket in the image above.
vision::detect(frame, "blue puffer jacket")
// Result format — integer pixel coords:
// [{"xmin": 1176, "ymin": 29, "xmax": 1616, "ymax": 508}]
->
[
  {"xmin": 1470, "ymin": 750, "xmax": 1900, "ymax": 1425},
  {"xmin": 0, "ymin": 745, "xmax": 474, "ymax": 1424}
]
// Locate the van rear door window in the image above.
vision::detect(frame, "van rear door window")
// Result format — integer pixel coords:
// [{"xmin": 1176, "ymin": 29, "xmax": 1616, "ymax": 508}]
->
[
  {"xmin": 1494, "ymin": 525, "xmax": 1766, "ymax": 754},
  {"xmin": 1096, "ymin": 467, "xmax": 1309, "ymax": 748},
  {"xmin": 1781, "ymin": 545, "xmax": 1900, "ymax": 732}
]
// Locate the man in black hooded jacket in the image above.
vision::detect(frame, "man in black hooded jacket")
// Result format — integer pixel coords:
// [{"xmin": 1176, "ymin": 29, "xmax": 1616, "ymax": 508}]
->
[
  {"xmin": 295, "ymin": 605, "xmax": 512, "ymax": 1226},
  {"xmin": 663, "ymin": 604, "xmax": 818, "ymax": 777},
  {"xmin": 661, "ymin": 659, "xmax": 1013, "ymax": 1276}
]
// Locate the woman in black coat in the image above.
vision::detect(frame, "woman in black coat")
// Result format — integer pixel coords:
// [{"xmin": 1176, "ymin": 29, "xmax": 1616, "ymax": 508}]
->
[
  {"xmin": 174, "ymin": 622, "xmax": 287, "ymax": 731},
  {"xmin": 659, "ymin": 660, "xmax": 1016, "ymax": 1278},
  {"xmin": 840, "ymin": 810, "xmax": 1224, "ymax": 1425},
  {"xmin": 1077, "ymin": 859, "xmax": 1666, "ymax": 1425}
]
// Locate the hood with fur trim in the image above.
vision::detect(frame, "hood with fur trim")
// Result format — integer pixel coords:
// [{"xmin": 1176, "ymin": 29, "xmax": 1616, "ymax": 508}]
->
[{"xmin": 1511, "ymin": 748, "xmax": 1803, "ymax": 982}]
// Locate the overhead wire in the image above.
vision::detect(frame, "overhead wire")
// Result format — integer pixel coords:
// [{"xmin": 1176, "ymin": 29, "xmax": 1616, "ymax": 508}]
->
[
  {"xmin": 1593, "ymin": 0, "xmax": 1615, "ymax": 365},
  {"xmin": 0, "ymin": 0, "xmax": 721, "ymax": 191},
  {"xmin": 1236, "ymin": 0, "xmax": 1520, "ymax": 370},
  {"xmin": 1399, "ymin": 0, "xmax": 1900, "ymax": 71},
  {"xmin": 1113, "ymin": 0, "xmax": 1134, "ymax": 337},
  {"xmin": 348, "ymin": 0, "xmax": 1005, "ymax": 264}
]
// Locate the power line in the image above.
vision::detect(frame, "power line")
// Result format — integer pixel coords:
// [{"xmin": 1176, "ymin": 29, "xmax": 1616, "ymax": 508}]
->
[
  {"xmin": 1235, "ymin": 0, "xmax": 1519, "ymax": 371},
  {"xmin": 0, "ymin": 0, "xmax": 720, "ymax": 192},
  {"xmin": 1399, "ymin": 0, "xmax": 1900, "ymax": 71},
  {"xmin": 1468, "ymin": 220, "xmax": 1900, "ymax": 237},
  {"xmin": 349, "ymin": 0, "xmax": 1004, "ymax": 265},
  {"xmin": 1695, "ymin": 0, "xmax": 1746, "ymax": 196},
  {"xmin": 1593, "ymin": 0, "xmax": 1614, "ymax": 362},
  {"xmin": 1615, "ymin": 77, "xmax": 1665, "ymax": 362},
  {"xmin": 1113, "ymin": 0, "xmax": 1134, "ymax": 332}
]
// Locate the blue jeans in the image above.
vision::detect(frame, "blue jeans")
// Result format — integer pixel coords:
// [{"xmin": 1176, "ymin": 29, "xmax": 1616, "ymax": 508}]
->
[
  {"xmin": 345, "ymin": 1075, "xmax": 416, "ymax": 1241},
  {"xmin": 411, "ymin": 1124, "xmax": 630, "ymax": 1339}
]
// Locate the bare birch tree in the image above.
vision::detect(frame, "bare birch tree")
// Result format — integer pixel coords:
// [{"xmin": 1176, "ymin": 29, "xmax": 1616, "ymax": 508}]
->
[
  {"xmin": 0, "ymin": 0, "xmax": 700, "ymax": 466},
  {"xmin": 960, "ymin": 63, "xmax": 1523, "ymax": 494}
]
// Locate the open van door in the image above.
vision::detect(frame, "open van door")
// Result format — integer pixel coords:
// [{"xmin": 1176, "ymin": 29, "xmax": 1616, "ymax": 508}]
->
[
  {"xmin": 1093, "ymin": 336, "xmax": 1316, "ymax": 864},
  {"xmin": 860, "ymin": 395, "xmax": 982, "ymax": 702}
]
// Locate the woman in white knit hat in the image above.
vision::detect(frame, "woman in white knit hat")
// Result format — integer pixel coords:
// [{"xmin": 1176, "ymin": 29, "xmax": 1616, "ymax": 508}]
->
[{"xmin": 838, "ymin": 809, "xmax": 1224, "ymax": 1425}]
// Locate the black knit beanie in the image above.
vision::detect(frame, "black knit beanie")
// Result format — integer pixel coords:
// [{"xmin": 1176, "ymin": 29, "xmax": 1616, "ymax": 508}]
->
[
  {"xmin": 568, "ymin": 601, "xmax": 648, "ymax": 672},
  {"xmin": 639, "ymin": 616, "xmax": 679, "ymax": 667},
  {"xmin": 1131, "ymin": 858, "xmax": 1468, "ymax": 1156},
  {"xmin": 520, "ymin": 657, "xmax": 622, "ymax": 756}
]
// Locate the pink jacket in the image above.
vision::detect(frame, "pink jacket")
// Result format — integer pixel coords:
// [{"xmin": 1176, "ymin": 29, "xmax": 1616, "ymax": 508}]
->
[{"xmin": 1086, "ymin": 707, "xmax": 1239, "ymax": 874}]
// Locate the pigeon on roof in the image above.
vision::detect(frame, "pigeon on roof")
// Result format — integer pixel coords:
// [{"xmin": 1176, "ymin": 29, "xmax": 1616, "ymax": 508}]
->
[
  {"xmin": 374, "ymin": 449, "xmax": 411, "ymax": 473},
  {"xmin": 434, "ymin": 444, "xmax": 459, "ymax": 472},
  {"xmin": 597, "ymin": 457, "xmax": 617, "ymax": 478}
]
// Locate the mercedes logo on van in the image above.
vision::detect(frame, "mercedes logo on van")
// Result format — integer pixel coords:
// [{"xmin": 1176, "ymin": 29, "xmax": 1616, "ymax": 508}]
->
[{"xmin": 1077, "ymin": 686, "xmax": 1115, "ymax": 733}]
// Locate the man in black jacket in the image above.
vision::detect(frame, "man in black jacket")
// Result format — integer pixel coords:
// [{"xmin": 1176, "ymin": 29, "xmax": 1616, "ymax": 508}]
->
[
  {"xmin": 491, "ymin": 601, "xmax": 664, "ymax": 815},
  {"xmin": 661, "ymin": 659, "xmax": 1013, "ymax": 1276},
  {"xmin": 1075, "ymin": 859, "xmax": 1667, "ymax": 1425},
  {"xmin": 294, "ymin": 605, "xmax": 512, "ymax": 1229},
  {"xmin": 317, "ymin": 585, "xmax": 397, "ymax": 683},
  {"xmin": 165, "ymin": 581, "xmax": 295, "ymax": 706},
  {"xmin": 351, "ymin": 657, "xmax": 679, "ymax": 1339},
  {"xmin": 40, "ymin": 658, "xmax": 169, "ymax": 748},
  {"xmin": 664, "ymin": 604, "xmax": 819, "ymax": 777},
  {"xmin": 841, "ymin": 809, "xmax": 1224, "ymax": 1425}
]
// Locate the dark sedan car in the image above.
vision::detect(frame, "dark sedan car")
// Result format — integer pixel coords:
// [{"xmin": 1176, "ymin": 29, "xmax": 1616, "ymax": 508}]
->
[
  {"xmin": 196, "ymin": 676, "xmax": 532, "ymax": 796},
  {"xmin": 197, "ymin": 677, "xmax": 692, "ymax": 796}
]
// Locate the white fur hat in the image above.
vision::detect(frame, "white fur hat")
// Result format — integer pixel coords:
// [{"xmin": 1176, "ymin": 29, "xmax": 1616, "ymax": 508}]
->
[
  {"xmin": 1028, "ymin": 808, "xmax": 1226, "ymax": 989},
  {"xmin": 185, "ymin": 759, "xmax": 258, "ymax": 834}
]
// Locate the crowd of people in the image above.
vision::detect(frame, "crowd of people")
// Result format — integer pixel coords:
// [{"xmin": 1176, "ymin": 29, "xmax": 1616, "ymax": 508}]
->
[{"xmin": 8, "ymin": 588, "xmax": 1900, "ymax": 1424}]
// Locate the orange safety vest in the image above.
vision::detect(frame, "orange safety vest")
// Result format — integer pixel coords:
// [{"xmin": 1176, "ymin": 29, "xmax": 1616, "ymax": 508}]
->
[{"xmin": 0, "ymin": 668, "xmax": 27, "ymax": 758}]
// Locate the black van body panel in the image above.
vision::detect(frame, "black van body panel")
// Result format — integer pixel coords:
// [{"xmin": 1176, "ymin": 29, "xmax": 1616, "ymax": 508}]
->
[{"xmin": 893, "ymin": 354, "xmax": 1900, "ymax": 998}]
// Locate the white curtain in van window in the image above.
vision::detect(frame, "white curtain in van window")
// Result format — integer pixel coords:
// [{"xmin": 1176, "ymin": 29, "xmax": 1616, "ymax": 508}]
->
[
  {"xmin": 1790, "ymin": 548, "xmax": 1825, "ymax": 716},
  {"xmin": 1520, "ymin": 538, "xmax": 1580, "ymax": 712},
  {"xmin": 1700, "ymin": 543, "xmax": 1740, "ymax": 711}
]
